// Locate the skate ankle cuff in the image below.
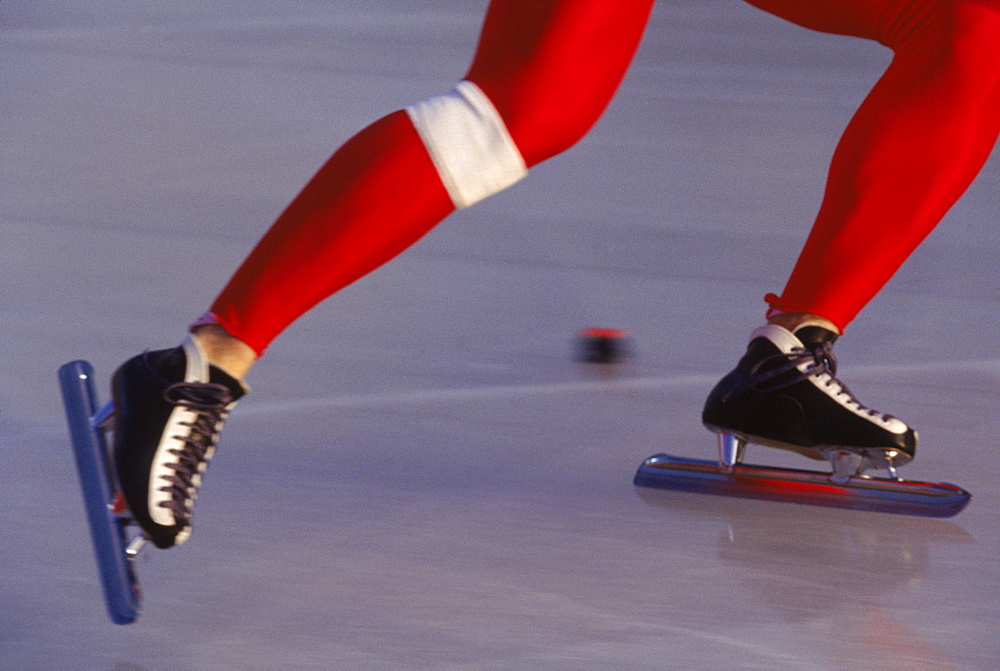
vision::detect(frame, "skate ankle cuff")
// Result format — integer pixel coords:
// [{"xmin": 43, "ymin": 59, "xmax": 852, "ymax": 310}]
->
[
  {"xmin": 749, "ymin": 324, "xmax": 801, "ymax": 351},
  {"xmin": 188, "ymin": 311, "xmax": 220, "ymax": 333}
]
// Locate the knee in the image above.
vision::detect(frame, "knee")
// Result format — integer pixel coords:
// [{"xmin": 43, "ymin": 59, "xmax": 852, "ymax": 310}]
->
[
  {"xmin": 938, "ymin": 2, "xmax": 1000, "ymax": 93},
  {"xmin": 405, "ymin": 81, "xmax": 528, "ymax": 210},
  {"xmin": 471, "ymin": 74, "xmax": 615, "ymax": 167},
  {"xmin": 404, "ymin": 76, "xmax": 617, "ymax": 210},
  {"xmin": 884, "ymin": 1, "xmax": 1000, "ymax": 71},
  {"xmin": 951, "ymin": 2, "xmax": 1000, "ymax": 67}
]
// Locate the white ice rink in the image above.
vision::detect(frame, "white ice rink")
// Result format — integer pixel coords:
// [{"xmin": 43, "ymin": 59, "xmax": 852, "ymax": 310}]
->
[{"xmin": 2, "ymin": 1, "xmax": 998, "ymax": 668}]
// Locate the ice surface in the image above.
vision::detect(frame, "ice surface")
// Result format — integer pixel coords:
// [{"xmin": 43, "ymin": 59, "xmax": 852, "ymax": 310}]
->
[{"xmin": 2, "ymin": 1, "xmax": 998, "ymax": 668}]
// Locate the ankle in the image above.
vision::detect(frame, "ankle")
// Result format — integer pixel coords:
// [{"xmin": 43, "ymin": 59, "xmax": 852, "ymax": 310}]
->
[
  {"xmin": 766, "ymin": 312, "xmax": 841, "ymax": 336},
  {"xmin": 191, "ymin": 324, "xmax": 257, "ymax": 380}
]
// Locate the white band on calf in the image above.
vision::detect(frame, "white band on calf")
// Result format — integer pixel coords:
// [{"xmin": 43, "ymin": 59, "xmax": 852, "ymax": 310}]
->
[{"xmin": 406, "ymin": 80, "xmax": 527, "ymax": 209}]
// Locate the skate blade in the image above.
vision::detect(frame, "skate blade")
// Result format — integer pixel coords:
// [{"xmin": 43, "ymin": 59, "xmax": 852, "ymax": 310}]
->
[
  {"xmin": 59, "ymin": 360, "xmax": 143, "ymax": 625},
  {"xmin": 634, "ymin": 453, "xmax": 970, "ymax": 518}
]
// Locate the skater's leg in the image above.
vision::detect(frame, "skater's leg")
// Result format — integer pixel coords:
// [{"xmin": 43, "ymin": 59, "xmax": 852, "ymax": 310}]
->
[
  {"xmin": 202, "ymin": 0, "xmax": 653, "ymax": 363},
  {"xmin": 117, "ymin": 1, "xmax": 653, "ymax": 548},
  {"xmin": 706, "ymin": 0, "xmax": 1000, "ymax": 461},
  {"xmin": 749, "ymin": 0, "xmax": 1000, "ymax": 331},
  {"xmin": 201, "ymin": 108, "xmax": 453, "ymax": 364}
]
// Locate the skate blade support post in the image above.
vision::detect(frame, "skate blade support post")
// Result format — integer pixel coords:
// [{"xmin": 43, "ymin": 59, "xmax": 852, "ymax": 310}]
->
[
  {"xmin": 635, "ymin": 431, "xmax": 971, "ymax": 518},
  {"xmin": 59, "ymin": 360, "xmax": 145, "ymax": 625}
]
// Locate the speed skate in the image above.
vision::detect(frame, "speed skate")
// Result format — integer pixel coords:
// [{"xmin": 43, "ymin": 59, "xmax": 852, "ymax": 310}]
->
[
  {"xmin": 59, "ymin": 360, "xmax": 145, "ymax": 625},
  {"xmin": 634, "ymin": 431, "xmax": 971, "ymax": 518}
]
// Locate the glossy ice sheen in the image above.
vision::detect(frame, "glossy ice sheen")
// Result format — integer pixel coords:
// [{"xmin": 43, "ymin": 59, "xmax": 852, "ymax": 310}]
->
[{"xmin": 2, "ymin": 1, "xmax": 998, "ymax": 668}]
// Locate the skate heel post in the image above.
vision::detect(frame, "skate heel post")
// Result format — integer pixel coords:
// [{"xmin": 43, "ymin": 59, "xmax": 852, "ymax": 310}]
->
[
  {"xmin": 819, "ymin": 446, "xmax": 906, "ymax": 482},
  {"xmin": 717, "ymin": 431, "xmax": 746, "ymax": 472},
  {"xmin": 125, "ymin": 535, "xmax": 147, "ymax": 558},
  {"xmin": 884, "ymin": 450, "xmax": 901, "ymax": 480},
  {"xmin": 826, "ymin": 449, "xmax": 865, "ymax": 484},
  {"xmin": 91, "ymin": 400, "xmax": 115, "ymax": 431}
]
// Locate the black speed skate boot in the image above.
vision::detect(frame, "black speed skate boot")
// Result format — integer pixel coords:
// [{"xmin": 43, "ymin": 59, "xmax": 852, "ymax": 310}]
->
[
  {"xmin": 112, "ymin": 336, "xmax": 247, "ymax": 549},
  {"xmin": 702, "ymin": 324, "xmax": 916, "ymax": 478}
]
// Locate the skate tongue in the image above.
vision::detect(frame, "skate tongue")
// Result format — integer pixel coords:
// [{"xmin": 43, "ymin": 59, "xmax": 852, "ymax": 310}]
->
[
  {"xmin": 793, "ymin": 325, "xmax": 838, "ymax": 349},
  {"xmin": 791, "ymin": 325, "xmax": 839, "ymax": 377}
]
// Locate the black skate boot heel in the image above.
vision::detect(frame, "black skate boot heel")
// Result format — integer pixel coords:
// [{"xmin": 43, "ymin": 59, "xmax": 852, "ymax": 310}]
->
[
  {"xmin": 702, "ymin": 324, "xmax": 916, "ymax": 479},
  {"xmin": 112, "ymin": 336, "xmax": 247, "ymax": 549}
]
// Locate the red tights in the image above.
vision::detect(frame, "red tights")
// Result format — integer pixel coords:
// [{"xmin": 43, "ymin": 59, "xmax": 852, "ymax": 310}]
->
[
  {"xmin": 751, "ymin": 0, "xmax": 1000, "ymax": 329},
  {"xmin": 209, "ymin": 0, "xmax": 1000, "ymax": 354}
]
